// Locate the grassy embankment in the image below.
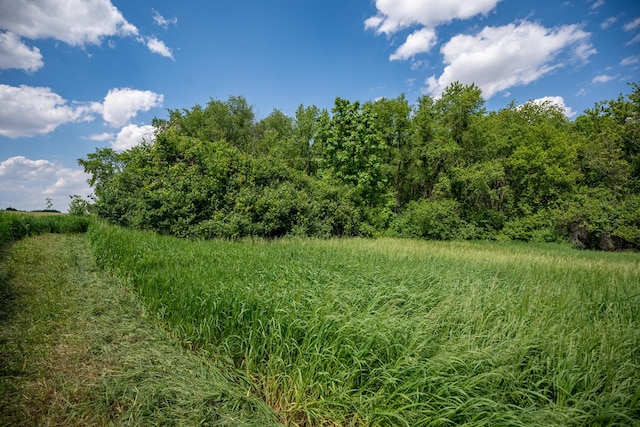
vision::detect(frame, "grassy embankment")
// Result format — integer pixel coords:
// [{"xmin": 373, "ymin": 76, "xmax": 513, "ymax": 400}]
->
[
  {"xmin": 0, "ymin": 213, "xmax": 279, "ymax": 426},
  {"xmin": 86, "ymin": 220, "xmax": 640, "ymax": 426}
]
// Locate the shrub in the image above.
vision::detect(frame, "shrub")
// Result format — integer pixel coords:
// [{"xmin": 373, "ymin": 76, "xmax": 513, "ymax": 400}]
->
[
  {"xmin": 497, "ymin": 210, "xmax": 559, "ymax": 243},
  {"xmin": 391, "ymin": 198, "xmax": 476, "ymax": 240},
  {"xmin": 555, "ymin": 188, "xmax": 640, "ymax": 250}
]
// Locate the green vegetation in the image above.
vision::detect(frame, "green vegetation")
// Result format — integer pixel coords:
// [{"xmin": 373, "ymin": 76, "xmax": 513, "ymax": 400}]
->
[
  {"xmin": 4, "ymin": 83, "xmax": 640, "ymax": 424},
  {"xmin": 79, "ymin": 82, "xmax": 640, "ymax": 249},
  {"xmin": 0, "ymin": 210, "xmax": 90, "ymax": 245},
  {"xmin": 87, "ymin": 220, "xmax": 640, "ymax": 426},
  {"xmin": 0, "ymin": 233, "xmax": 279, "ymax": 426}
]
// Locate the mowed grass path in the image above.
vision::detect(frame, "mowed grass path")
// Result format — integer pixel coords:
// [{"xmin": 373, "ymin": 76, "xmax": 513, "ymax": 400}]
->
[
  {"xmin": 0, "ymin": 234, "xmax": 279, "ymax": 426},
  {"xmin": 89, "ymin": 223, "xmax": 640, "ymax": 426}
]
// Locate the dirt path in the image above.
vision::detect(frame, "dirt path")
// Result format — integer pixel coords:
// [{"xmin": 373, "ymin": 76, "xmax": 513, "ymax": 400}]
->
[{"xmin": 0, "ymin": 234, "xmax": 278, "ymax": 426}]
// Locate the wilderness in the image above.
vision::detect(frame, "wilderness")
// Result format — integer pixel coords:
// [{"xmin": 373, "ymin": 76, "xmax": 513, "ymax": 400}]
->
[{"xmin": 1, "ymin": 83, "xmax": 639, "ymax": 426}]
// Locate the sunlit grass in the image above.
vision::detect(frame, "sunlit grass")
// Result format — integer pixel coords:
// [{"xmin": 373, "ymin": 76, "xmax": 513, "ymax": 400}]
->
[
  {"xmin": 0, "ymin": 234, "xmax": 279, "ymax": 426},
  {"xmin": 0, "ymin": 211, "xmax": 89, "ymax": 244},
  {"xmin": 88, "ymin": 221, "xmax": 640, "ymax": 426}
]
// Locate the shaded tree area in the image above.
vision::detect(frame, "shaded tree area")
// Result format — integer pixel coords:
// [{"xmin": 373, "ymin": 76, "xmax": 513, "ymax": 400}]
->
[{"xmin": 80, "ymin": 82, "xmax": 640, "ymax": 249}]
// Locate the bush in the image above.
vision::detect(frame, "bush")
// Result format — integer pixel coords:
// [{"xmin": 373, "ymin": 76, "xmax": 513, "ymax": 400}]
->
[
  {"xmin": 391, "ymin": 198, "xmax": 477, "ymax": 240},
  {"xmin": 497, "ymin": 210, "xmax": 559, "ymax": 243},
  {"xmin": 555, "ymin": 189, "xmax": 640, "ymax": 250}
]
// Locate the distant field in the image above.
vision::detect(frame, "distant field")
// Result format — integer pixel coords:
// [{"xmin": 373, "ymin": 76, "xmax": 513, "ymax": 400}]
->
[
  {"xmin": 0, "ymin": 211, "xmax": 89, "ymax": 245},
  {"xmin": 88, "ymin": 221, "xmax": 640, "ymax": 426}
]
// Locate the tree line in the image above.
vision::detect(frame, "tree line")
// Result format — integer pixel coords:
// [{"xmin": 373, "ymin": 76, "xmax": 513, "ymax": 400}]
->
[{"xmin": 79, "ymin": 82, "xmax": 640, "ymax": 250}]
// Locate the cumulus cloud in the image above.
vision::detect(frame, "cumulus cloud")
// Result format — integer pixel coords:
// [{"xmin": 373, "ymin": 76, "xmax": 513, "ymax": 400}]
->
[
  {"xmin": 0, "ymin": 156, "xmax": 91, "ymax": 211},
  {"xmin": 112, "ymin": 124, "xmax": 155, "ymax": 151},
  {"xmin": 0, "ymin": 84, "xmax": 163, "ymax": 137},
  {"xmin": 528, "ymin": 96, "xmax": 576, "ymax": 118},
  {"xmin": 425, "ymin": 21, "xmax": 595, "ymax": 99},
  {"xmin": 88, "ymin": 125, "xmax": 155, "ymax": 150},
  {"xmin": 101, "ymin": 88, "xmax": 164, "ymax": 128},
  {"xmin": 88, "ymin": 132, "xmax": 115, "ymax": 142},
  {"xmin": 0, "ymin": 31, "xmax": 43, "ymax": 72},
  {"xmin": 390, "ymin": 28, "xmax": 437, "ymax": 60},
  {"xmin": 0, "ymin": 0, "xmax": 174, "ymax": 64},
  {"xmin": 0, "ymin": 0, "xmax": 137, "ymax": 46},
  {"xmin": 0, "ymin": 84, "xmax": 99, "ymax": 138},
  {"xmin": 145, "ymin": 37, "xmax": 174, "ymax": 59},
  {"xmin": 365, "ymin": 0, "xmax": 501, "ymax": 35}
]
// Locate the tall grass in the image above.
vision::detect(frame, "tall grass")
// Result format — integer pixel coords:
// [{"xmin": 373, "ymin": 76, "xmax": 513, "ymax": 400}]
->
[
  {"xmin": 0, "ymin": 211, "xmax": 90, "ymax": 244},
  {"xmin": 88, "ymin": 221, "xmax": 640, "ymax": 426}
]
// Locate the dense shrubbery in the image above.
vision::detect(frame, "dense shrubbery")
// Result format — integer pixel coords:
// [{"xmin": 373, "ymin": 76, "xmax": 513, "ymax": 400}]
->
[
  {"xmin": 0, "ymin": 211, "xmax": 90, "ymax": 245},
  {"xmin": 80, "ymin": 82, "xmax": 640, "ymax": 249}
]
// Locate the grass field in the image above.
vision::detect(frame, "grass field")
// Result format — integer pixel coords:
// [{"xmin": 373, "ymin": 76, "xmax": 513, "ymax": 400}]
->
[
  {"xmin": 0, "ymin": 233, "xmax": 279, "ymax": 426},
  {"xmin": 86, "ymin": 221, "xmax": 640, "ymax": 426},
  {"xmin": 0, "ymin": 210, "xmax": 89, "ymax": 245}
]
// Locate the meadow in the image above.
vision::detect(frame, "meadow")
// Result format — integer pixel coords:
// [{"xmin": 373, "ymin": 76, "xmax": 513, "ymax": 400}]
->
[
  {"xmin": 87, "ymin": 220, "xmax": 640, "ymax": 426},
  {"xmin": 0, "ymin": 210, "xmax": 89, "ymax": 245}
]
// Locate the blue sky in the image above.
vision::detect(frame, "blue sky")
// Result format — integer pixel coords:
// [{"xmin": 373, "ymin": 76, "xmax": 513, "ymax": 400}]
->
[{"xmin": 1, "ymin": 0, "xmax": 639, "ymax": 211}]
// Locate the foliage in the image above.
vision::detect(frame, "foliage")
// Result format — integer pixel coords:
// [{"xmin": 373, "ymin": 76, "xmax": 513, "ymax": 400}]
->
[
  {"xmin": 390, "ymin": 198, "xmax": 477, "ymax": 240},
  {"xmin": 80, "ymin": 82, "xmax": 640, "ymax": 249},
  {"xmin": 68, "ymin": 194, "xmax": 91, "ymax": 215},
  {"xmin": 555, "ymin": 188, "xmax": 640, "ymax": 250}
]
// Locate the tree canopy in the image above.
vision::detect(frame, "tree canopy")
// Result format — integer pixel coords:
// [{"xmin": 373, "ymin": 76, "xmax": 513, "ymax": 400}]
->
[{"xmin": 80, "ymin": 82, "xmax": 640, "ymax": 250}]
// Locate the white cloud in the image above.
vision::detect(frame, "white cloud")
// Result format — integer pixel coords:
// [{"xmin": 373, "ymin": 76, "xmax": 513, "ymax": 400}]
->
[
  {"xmin": 411, "ymin": 59, "xmax": 426, "ymax": 70},
  {"xmin": 145, "ymin": 37, "xmax": 174, "ymax": 59},
  {"xmin": 425, "ymin": 22, "xmax": 595, "ymax": 99},
  {"xmin": 528, "ymin": 96, "xmax": 575, "ymax": 118},
  {"xmin": 390, "ymin": 28, "xmax": 437, "ymax": 61},
  {"xmin": 592, "ymin": 74, "xmax": 615, "ymax": 83},
  {"xmin": 0, "ymin": 84, "xmax": 163, "ymax": 137},
  {"xmin": 0, "ymin": 84, "xmax": 98, "ymax": 138},
  {"xmin": 88, "ymin": 132, "xmax": 115, "ymax": 142},
  {"xmin": 600, "ymin": 17, "xmax": 617, "ymax": 29},
  {"xmin": 112, "ymin": 124, "xmax": 155, "ymax": 151},
  {"xmin": 0, "ymin": 156, "xmax": 91, "ymax": 212},
  {"xmin": 623, "ymin": 17, "xmax": 640, "ymax": 32},
  {"xmin": 152, "ymin": 9, "xmax": 178, "ymax": 29},
  {"xmin": 0, "ymin": 0, "xmax": 138, "ymax": 47},
  {"xmin": 0, "ymin": 31, "xmax": 43, "ymax": 72},
  {"xmin": 591, "ymin": 0, "xmax": 604, "ymax": 10},
  {"xmin": 0, "ymin": 1, "xmax": 173, "ymax": 64},
  {"xmin": 365, "ymin": 0, "xmax": 502, "ymax": 35},
  {"xmin": 101, "ymin": 88, "xmax": 164, "ymax": 128},
  {"xmin": 621, "ymin": 55, "xmax": 640, "ymax": 66},
  {"xmin": 0, "ymin": 156, "xmax": 57, "ymax": 180},
  {"xmin": 627, "ymin": 34, "xmax": 640, "ymax": 45}
]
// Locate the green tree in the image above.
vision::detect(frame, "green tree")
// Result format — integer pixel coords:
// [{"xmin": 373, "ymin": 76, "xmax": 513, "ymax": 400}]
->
[
  {"xmin": 370, "ymin": 95, "xmax": 412, "ymax": 209},
  {"xmin": 316, "ymin": 98, "xmax": 389, "ymax": 208}
]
